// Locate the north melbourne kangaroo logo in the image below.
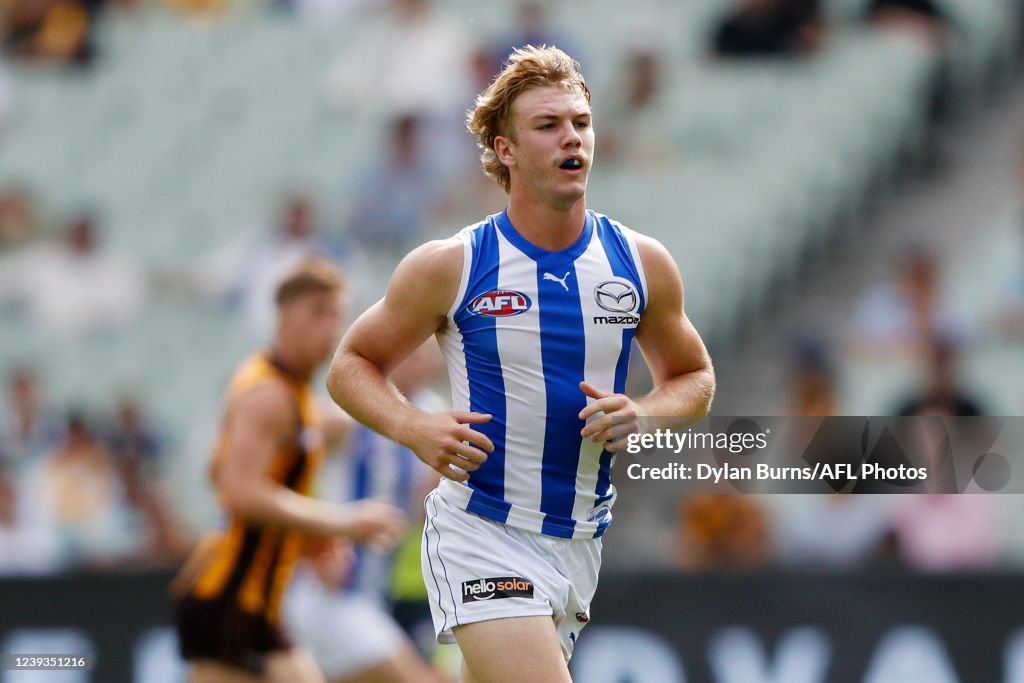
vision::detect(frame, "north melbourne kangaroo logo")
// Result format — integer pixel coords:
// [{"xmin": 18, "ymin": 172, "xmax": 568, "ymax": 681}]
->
[{"xmin": 544, "ymin": 271, "xmax": 572, "ymax": 292}]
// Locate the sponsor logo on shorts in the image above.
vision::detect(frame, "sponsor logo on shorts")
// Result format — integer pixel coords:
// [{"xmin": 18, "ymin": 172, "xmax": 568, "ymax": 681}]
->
[
  {"xmin": 467, "ymin": 290, "xmax": 532, "ymax": 317},
  {"xmin": 461, "ymin": 576, "xmax": 534, "ymax": 603},
  {"xmin": 576, "ymin": 612, "xmax": 590, "ymax": 623}
]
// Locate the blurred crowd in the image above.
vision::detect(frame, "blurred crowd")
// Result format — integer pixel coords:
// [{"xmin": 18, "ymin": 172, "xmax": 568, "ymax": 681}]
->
[
  {"xmin": 670, "ymin": 142, "xmax": 1024, "ymax": 576},
  {"xmin": 0, "ymin": 0, "xmax": 1022, "ymax": 578},
  {"xmin": 676, "ymin": 491, "xmax": 1012, "ymax": 574},
  {"xmin": 0, "ymin": 365, "xmax": 187, "ymax": 574}
]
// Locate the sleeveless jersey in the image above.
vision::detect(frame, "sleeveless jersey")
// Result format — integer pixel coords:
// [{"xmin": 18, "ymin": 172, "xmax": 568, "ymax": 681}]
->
[
  {"xmin": 188, "ymin": 352, "xmax": 325, "ymax": 625},
  {"xmin": 436, "ymin": 209, "xmax": 648, "ymax": 540}
]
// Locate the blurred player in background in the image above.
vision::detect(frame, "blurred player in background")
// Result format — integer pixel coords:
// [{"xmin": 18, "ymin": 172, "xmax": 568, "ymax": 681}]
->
[
  {"xmin": 327, "ymin": 46, "xmax": 715, "ymax": 683},
  {"xmin": 172, "ymin": 257, "xmax": 406, "ymax": 683},
  {"xmin": 285, "ymin": 341, "xmax": 448, "ymax": 683}
]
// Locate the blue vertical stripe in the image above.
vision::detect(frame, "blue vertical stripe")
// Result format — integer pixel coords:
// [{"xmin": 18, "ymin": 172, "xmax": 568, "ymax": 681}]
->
[
  {"xmin": 396, "ymin": 445, "xmax": 414, "ymax": 514},
  {"xmin": 595, "ymin": 216, "xmax": 646, "ymax": 313},
  {"xmin": 492, "ymin": 209, "xmax": 595, "ymax": 538},
  {"xmin": 351, "ymin": 426, "xmax": 373, "ymax": 501},
  {"xmin": 594, "ymin": 217, "xmax": 646, "ymax": 509},
  {"xmin": 345, "ymin": 426, "xmax": 375, "ymax": 590},
  {"xmin": 536, "ymin": 253, "xmax": 587, "ymax": 537},
  {"xmin": 456, "ymin": 221, "xmax": 511, "ymax": 522}
]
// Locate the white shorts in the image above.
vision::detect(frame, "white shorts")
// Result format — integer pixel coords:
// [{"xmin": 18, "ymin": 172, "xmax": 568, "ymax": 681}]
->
[
  {"xmin": 284, "ymin": 566, "xmax": 406, "ymax": 680},
  {"xmin": 421, "ymin": 489, "xmax": 602, "ymax": 661}
]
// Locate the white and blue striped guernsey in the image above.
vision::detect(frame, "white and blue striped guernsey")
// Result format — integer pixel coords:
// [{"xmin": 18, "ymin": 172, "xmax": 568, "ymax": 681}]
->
[{"xmin": 436, "ymin": 208, "xmax": 648, "ymax": 540}]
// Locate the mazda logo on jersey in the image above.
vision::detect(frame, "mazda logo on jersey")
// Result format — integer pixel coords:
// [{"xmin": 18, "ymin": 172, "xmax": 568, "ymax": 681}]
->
[
  {"xmin": 594, "ymin": 280, "xmax": 639, "ymax": 313},
  {"xmin": 467, "ymin": 290, "xmax": 532, "ymax": 317},
  {"xmin": 462, "ymin": 576, "xmax": 535, "ymax": 602}
]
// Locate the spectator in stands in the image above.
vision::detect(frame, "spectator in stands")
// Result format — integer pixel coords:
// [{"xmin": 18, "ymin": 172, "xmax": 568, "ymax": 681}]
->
[
  {"xmin": 194, "ymin": 191, "xmax": 339, "ymax": 335},
  {"xmin": 770, "ymin": 495, "xmax": 893, "ymax": 570},
  {"xmin": 677, "ymin": 493, "xmax": 772, "ymax": 571},
  {"xmin": 1, "ymin": 0, "xmax": 94, "ymax": 66},
  {"xmin": 37, "ymin": 412, "xmax": 139, "ymax": 568},
  {"xmin": 889, "ymin": 492, "xmax": 1001, "ymax": 572},
  {"xmin": 0, "ymin": 212, "xmax": 146, "ymax": 337},
  {"xmin": 711, "ymin": 0, "xmax": 825, "ymax": 59},
  {"xmin": 0, "ymin": 466, "xmax": 60, "ymax": 575},
  {"xmin": 601, "ymin": 45, "xmax": 678, "ymax": 168},
  {"xmin": 788, "ymin": 336, "xmax": 838, "ymax": 416},
  {"xmin": 852, "ymin": 246, "xmax": 971, "ymax": 359},
  {"xmin": 326, "ymin": 0, "xmax": 472, "ymax": 117},
  {"xmin": 864, "ymin": 0, "xmax": 949, "ymax": 52},
  {"xmin": 894, "ymin": 334, "xmax": 985, "ymax": 416},
  {"xmin": 0, "ymin": 367, "xmax": 62, "ymax": 467},
  {"xmin": 880, "ymin": 399, "xmax": 1003, "ymax": 572},
  {"xmin": 347, "ymin": 113, "xmax": 441, "ymax": 252},
  {"xmin": 104, "ymin": 394, "xmax": 164, "ymax": 479},
  {"xmin": 101, "ymin": 396, "xmax": 187, "ymax": 568},
  {"xmin": 0, "ymin": 185, "xmax": 42, "ymax": 251}
]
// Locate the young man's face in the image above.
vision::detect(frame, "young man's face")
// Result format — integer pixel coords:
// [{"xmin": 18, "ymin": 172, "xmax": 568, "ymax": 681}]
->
[
  {"xmin": 279, "ymin": 290, "xmax": 346, "ymax": 367},
  {"xmin": 501, "ymin": 85, "xmax": 594, "ymax": 210}
]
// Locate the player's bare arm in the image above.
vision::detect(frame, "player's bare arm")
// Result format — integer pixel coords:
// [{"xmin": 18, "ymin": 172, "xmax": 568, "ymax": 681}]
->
[
  {"xmin": 216, "ymin": 381, "xmax": 405, "ymax": 544},
  {"xmin": 579, "ymin": 234, "xmax": 715, "ymax": 450},
  {"xmin": 326, "ymin": 239, "xmax": 495, "ymax": 482}
]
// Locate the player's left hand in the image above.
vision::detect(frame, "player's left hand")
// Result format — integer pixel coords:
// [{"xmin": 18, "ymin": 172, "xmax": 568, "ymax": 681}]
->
[{"xmin": 578, "ymin": 381, "xmax": 640, "ymax": 452}]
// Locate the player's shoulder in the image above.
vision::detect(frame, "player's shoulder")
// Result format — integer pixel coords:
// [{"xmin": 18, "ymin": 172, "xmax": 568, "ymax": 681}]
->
[
  {"xmin": 587, "ymin": 210, "xmax": 674, "ymax": 270},
  {"xmin": 229, "ymin": 353, "xmax": 294, "ymax": 390},
  {"xmin": 394, "ymin": 215, "xmax": 501, "ymax": 281},
  {"xmin": 226, "ymin": 375, "xmax": 297, "ymax": 438},
  {"xmin": 229, "ymin": 352, "xmax": 295, "ymax": 400},
  {"xmin": 386, "ymin": 219, "xmax": 497, "ymax": 314},
  {"xmin": 389, "ymin": 233, "xmax": 464, "ymax": 294}
]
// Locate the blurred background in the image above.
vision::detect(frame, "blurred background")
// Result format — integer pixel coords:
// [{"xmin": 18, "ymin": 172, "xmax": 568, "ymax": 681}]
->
[{"xmin": 0, "ymin": 0, "xmax": 1023, "ymax": 680}]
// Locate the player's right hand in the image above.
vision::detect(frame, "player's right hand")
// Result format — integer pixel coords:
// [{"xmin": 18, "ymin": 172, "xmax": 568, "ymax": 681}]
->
[
  {"xmin": 404, "ymin": 411, "xmax": 493, "ymax": 482},
  {"xmin": 309, "ymin": 537, "xmax": 355, "ymax": 588},
  {"xmin": 335, "ymin": 499, "xmax": 407, "ymax": 552}
]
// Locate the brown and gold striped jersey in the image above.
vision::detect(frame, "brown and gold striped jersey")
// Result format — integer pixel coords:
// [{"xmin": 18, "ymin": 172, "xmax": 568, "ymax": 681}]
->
[{"xmin": 183, "ymin": 351, "xmax": 325, "ymax": 625}]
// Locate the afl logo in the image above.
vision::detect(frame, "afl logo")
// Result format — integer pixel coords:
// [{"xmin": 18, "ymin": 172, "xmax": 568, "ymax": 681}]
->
[
  {"xmin": 468, "ymin": 290, "xmax": 532, "ymax": 317},
  {"xmin": 594, "ymin": 280, "xmax": 639, "ymax": 313}
]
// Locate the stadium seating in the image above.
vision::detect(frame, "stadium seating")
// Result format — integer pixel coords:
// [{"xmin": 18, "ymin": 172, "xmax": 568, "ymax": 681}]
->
[{"xmin": 0, "ymin": 0, "xmax": 1021, "ymax": 521}]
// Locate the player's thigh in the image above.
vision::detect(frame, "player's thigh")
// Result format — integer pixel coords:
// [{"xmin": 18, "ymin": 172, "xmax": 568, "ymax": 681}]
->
[
  {"xmin": 454, "ymin": 616, "xmax": 572, "ymax": 683},
  {"xmin": 266, "ymin": 647, "xmax": 326, "ymax": 683},
  {"xmin": 187, "ymin": 660, "xmax": 263, "ymax": 683},
  {"xmin": 332, "ymin": 644, "xmax": 445, "ymax": 683}
]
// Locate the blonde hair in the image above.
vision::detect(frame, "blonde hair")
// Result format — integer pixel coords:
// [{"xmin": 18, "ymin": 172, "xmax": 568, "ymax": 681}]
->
[
  {"xmin": 274, "ymin": 257, "xmax": 345, "ymax": 307},
  {"xmin": 467, "ymin": 45, "xmax": 590, "ymax": 193}
]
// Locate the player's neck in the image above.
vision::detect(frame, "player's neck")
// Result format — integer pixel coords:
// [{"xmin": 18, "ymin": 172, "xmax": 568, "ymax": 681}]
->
[
  {"xmin": 268, "ymin": 345, "xmax": 313, "ymax": 381},
  {"xmin": 506, "ymin": 195, "xmax": 586, "ymax": 252}
]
